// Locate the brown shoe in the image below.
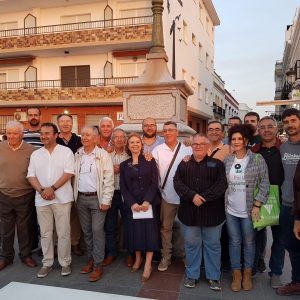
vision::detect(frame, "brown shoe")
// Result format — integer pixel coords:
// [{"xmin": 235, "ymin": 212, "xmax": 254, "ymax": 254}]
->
[
  {"xmin": 242, "ymin": 268, "xmax": 253, "ymax": 291},
  {"xmin": 88, "ymin": 266, "xmax": 103, "ymax": 282},
  {"xmin": 102, "ymin": 255, "xmax": 115, "ymax": 267},
  {"xmin": 80, "ymin": 260, "xmax": 94, "ymax": 274},
  {"xmin": 277, "ymin": 282, "xmax": 300, "ymax": 296},
  {"xmin": 231, "ymin": 269, "xmax": 242, "ymax": 292},
  {"xmin": 127, "ymin": 255, "xmax": 134, "ymax": 268},
  {"xmin": 71, "ymin": 244, "xmax": 83, "ymax": 256},
  {"xmin": 0, "ymin": 259, "xmax": 12, "ymax": 271},
  {"xmin": 22, "ymin": 256, "xmax": 37, "ymax": 268}
]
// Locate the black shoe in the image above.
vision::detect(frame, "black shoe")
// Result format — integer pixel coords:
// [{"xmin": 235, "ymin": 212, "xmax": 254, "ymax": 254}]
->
[{"xmin": 257, "ymin": 259, "xmax": 266, "ymax": 273}]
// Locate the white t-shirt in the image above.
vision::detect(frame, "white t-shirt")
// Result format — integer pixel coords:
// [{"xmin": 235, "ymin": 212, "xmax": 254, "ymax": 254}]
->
[
  {"xmin": 27, "ymin": 144, "xmax": 75, "ymax": 206},
  {"xmin": 152, "ymin": 142, "xmax": 192, "ymax": 205},
  {"xmin": 227, "ymin": 155, "xmax": 249, "ymax": 218}
]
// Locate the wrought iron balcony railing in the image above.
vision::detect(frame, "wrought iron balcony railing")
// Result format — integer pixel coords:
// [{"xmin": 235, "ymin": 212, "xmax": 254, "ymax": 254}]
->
[
  {"xmin": 0, "ymin": 16, "xmax": 153, "ymax": 38},
  {"xmin": 0, "ymin": 76, "xmax": 138, "ymax": 90}
]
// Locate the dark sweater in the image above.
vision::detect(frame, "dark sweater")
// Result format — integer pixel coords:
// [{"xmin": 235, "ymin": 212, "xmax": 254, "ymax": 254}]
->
[
  {"xmin": 294, "ymin": 161, "xmax": 300, "ymax": 220},
  {"xmin": 173, "ymin": 155, "xmax": 228, "ymax": 227},
  {"xmin": 56, "ymin": 133, "xmax": 82, "ymax": 154}
]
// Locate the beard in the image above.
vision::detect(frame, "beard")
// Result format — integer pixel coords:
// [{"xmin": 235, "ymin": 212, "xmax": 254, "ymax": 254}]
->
[
  {"xmin": 29, "ymin": 119, "xmax": 40, "ymax": 127},
  {"xmin": 143, "ymin": 131, "xmax": 156, "ymax": 138}
]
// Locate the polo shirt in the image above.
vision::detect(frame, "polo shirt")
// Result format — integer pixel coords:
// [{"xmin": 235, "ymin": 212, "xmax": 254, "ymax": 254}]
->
[
  {"xmin": 152, "ymin": 142, "xmax": 192, "ymax": 204},
  {"xmin": 27, "ymin": 144, "xmax": 75, "ymax": 206}
]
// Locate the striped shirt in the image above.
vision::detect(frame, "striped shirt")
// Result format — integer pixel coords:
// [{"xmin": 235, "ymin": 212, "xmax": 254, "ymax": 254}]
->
[
  {"xmin": 23, "ymin": 130, "xmax": 43, "ymax": 149},
  {"xmin": 110, "ymin": 150, "xmax": 129, "ymax": 190}
]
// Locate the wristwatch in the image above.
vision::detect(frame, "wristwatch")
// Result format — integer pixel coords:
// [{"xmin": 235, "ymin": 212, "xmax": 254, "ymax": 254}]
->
[{"xmin": 51, "ymin": 185, "xmax": 57, "ymax": 191}]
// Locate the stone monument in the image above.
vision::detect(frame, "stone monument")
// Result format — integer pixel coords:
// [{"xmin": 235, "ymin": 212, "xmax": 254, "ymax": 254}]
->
[{"xmin": 117, "ymin": 0, "xmax": 195, "ymax": 136}]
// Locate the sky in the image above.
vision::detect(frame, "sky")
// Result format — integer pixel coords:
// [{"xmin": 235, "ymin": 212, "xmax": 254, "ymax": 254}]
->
[{"xmin": 213, "ymin": 0, "xmax": 299, "ymax": 117}]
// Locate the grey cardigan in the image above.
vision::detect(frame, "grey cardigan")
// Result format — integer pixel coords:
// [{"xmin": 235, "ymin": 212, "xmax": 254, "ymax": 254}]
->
[{"xmin": 224, "ymin": 149, "xmax": 270, "ymax": 217}]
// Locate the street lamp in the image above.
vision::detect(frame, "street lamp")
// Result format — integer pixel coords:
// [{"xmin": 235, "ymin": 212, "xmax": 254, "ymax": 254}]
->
[{"xmin": 170, "ymin": 14, "xmax": 181, "ymax": 79}]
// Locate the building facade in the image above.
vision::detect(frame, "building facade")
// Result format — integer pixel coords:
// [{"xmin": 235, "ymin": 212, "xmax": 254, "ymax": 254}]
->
[{"xmin": 0, "ymin": 0, "xmax": 219, "ymax": 133}]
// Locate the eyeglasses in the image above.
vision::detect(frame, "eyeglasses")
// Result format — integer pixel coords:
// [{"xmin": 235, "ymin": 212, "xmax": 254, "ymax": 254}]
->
[
  {"xmin": 192, "ymin": 143, "xmax": 208, "ymax": 147},
  {"xmin": 163, "ymin": 128, "xmax": 177, "ymax": 133},
  {"xmin": 258, "ymin": 125, "xmax": 277, "ymax": 130},
  {"xmin": 143, "ymin": 124, "xmax": 156, "ymax": 128},
  {"xmin": 207, "ymin": 128, "xmax": 221, "ymax": 132}
]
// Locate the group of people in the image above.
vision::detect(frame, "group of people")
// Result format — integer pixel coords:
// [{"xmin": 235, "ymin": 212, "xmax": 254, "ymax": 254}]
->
[{"xmin": 0, "ymin": 107, "xmax": 299, "ymax": 297}]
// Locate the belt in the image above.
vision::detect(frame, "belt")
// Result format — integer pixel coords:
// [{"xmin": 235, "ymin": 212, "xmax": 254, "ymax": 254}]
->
[{"xmin": 78, "ymin": 191, "xmax": 97, "ymax": 197}]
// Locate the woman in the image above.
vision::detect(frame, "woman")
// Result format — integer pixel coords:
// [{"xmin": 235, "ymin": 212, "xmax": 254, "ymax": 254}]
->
[
  {"xmin": 224, "ymin": 124, "xmax": 269, "ymax": 292},
  {"xmin": 120, "ymin": 133, "xmax": 160, "ymax": 282}
]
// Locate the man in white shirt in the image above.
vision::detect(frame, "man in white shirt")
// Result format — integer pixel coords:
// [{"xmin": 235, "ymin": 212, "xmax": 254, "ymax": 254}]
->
[
  {"xmin": 27, "ymin": 123, "xmax": 75, "ymax": 278},
  {"xmin": 152, "ymin": 121, "xmax": 192, "ymax": 271}
]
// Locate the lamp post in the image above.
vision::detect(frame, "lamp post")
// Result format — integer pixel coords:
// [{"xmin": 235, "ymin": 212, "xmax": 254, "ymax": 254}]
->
[{"xmin": 170, "ymin": 14, "xmax": 181, "ymax": 79}]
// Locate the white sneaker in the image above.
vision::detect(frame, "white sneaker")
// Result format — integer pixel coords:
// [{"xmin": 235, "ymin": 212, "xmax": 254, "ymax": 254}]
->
[
  {"xmin": 157, "ymin": 258, "xmax": 171, "ymax": 272},
  {"xmin": 37, "ymin": 266, "xmax": 52, "ymax": 278},
  {"xmin": 61, "ymin": 265, "xmax": 71, "ymax": 276}
]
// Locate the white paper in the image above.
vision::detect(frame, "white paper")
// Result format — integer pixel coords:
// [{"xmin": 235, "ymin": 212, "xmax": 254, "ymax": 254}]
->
[{"xmin": 132, "ymin": 205, "xmax": 153, "ymax": 219}]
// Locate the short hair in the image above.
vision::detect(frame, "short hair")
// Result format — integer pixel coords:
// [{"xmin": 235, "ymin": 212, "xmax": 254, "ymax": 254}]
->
[
  {"xmin": 125, "ymin": 132, "xmax": 144, "ymax": 156},
  {"xmin": 41, "ymin": 122, "xmax": 58, "ymax": 134},
  {"xmin": 99, "ymin": 116, "xmax": 114, "ymax": 128},
  {"xmin": 228, "ymin": 124, "xmax": 255, "ymax": 144},
  {"xmin": 27, "ymin": 107, "xmax": 41, "ymax": 115},
  {"xmin": 192, "ymin": 133, "xmax": 210, "ymax": 143},
  {"xmin": 163, "ymin": 121, "xmax": 177, "ymax": 128},
  {"xmin": 282, "ymin": 108, "xmax": 300, "ymax": 121},
  {"xmin": 6, "ymin": 120, "xmax": 24, "ymax": 132},
  {"xmin": 111, "ymin": 128, "xmax": 126, "ymax": 140},
  {"xmin": 142, "ymin": 117, "xmax": 156, "ymax": 125},
  {"xmin": 207, "ymin": 120, "xmax": 225, "ymax": 132},
  {"xmin": 228, "ymin": 116, "xmax": 242, "ymax": 124},
  {"xmin": 57, "ymin": 113, "xmax": 73, "ymax": 121},
  {"xmin": 259, "ymin": 116, "xmax": 278, "ymax": 127},
  {"xmin": 81, "ymin": 126, "xmax": 100, "ymax": 136},
  {"xmin": 244, "ymin": 112, "xmax": 260, "ymax": 122}
]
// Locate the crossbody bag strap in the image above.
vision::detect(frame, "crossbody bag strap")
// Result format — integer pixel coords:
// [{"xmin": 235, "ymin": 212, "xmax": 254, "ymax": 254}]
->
[
  {"xmin": 161, "ymin": 142, "xmax": 181, "ymax": 190},
  {"xmin": 210, "ymin": 148, "xmax": 220, "ymax": 158}
]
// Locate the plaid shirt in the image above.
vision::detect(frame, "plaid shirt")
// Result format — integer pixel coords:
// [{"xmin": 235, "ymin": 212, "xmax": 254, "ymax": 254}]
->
[{"xmin": 224, "ymin": 149, "xmax": 270, "ymax": 217}]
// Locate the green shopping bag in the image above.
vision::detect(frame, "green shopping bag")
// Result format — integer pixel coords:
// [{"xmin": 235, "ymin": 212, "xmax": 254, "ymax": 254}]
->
[{"xmin": 253, "ymin": 184, "xmax": 280, "ymax": 231}]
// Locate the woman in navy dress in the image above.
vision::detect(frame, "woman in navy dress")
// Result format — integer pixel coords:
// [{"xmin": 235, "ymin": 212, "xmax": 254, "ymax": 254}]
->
[{"xmin": 120, "ymin": 133, "xmax": 160, "ymax": 282}]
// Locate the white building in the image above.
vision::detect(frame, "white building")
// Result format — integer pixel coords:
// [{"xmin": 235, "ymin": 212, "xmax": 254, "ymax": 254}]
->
[
  {"xmin": 238, "ymin": 102, "xmax": 252, "ymax": 121},
  {"xmin": 0, "ymin": 0, "xmax": 219, "ymax": 133}
]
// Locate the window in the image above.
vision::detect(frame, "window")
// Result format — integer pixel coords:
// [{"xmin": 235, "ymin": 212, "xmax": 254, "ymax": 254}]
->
[
  {"xmin": 198, "ymin": 43, "xmax": 202, "ymax": 61},
  {"xmin": 182, "ymin": 69, "xmax": 187, "ymax": 80},
  {"xmin": 0, "ymin": 73, "xmax": 7, "ymax": 89},
  {"xmin": 61, "ymin": 65, "xmax": 90, "ymax": 87},
  {"xmin": 205, "ymin": 88, "xmax": 208, "ymax": 104},
  {"xmin": 199, "ymin": 3, "xmax": 203, "ymax": 22},
  {"xmin": 183, "ymin": 20, "xmax": 188, "ymax": 44},
  {"xmin": 191, "ymin": 76, "xmax": 196, "ymax": 89},
  {"xmin": 85, "ymin": 114, "xmax": 108, "ymax": 127},
  {"xmin": 118, "ymin": 60, "xmax": 146, "ymax": 77},
  {"xmin": 61, "ymin": 14, "xmax": 91, "ymax": 24},
  {"xmin": 119, "ymin": 8, "xmax": 151, "ymax": 18},
  {"xmin": 198, "ymin": 83, "xmax": 202, "ymax": 100},
  {"xmin": 0, "ymin": 21, "xmax": 18, "ymax": 30},
  {"xmin": 206, "ymin": 17, "xmax": 209, "ymax": 33},
  {"xmin": 192, "ymin": 33, "xmax": 196, "ymax": 45},
  {"xmin": 205, "ymin": 53, "xmax": 209, "ymax": 69}
]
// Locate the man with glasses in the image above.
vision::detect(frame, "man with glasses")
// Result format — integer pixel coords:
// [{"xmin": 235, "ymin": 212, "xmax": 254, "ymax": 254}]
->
[
  {"xmin": 252, "ymin": 116, "xmax": 285, "ymax": 287},
  {"xmin": 142, "ymin": 117, "xmax": 164, "ymax": 153},
  {"xmin": 152, "ymin": 121, "xmax": 192, "ymax": 272},
  {"xmin": 174, "ymin": 134, "xmax": 227, "ymax": 290}
]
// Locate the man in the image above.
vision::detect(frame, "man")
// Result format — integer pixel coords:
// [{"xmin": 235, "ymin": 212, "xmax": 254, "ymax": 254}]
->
[
  {"xmin": 152, "ymin": 121, "xmax": 192, "ymax": 272},
  {"xmin": 0, "ymin": 121, "xmax": 37, "ymax": 270},
  {"xmin": 142, "ymin": 117, "xmax": 164, "ymax": 153},
  {"xmin": 294, "ymin": 161, "xmax": 300, "ymax": 240},
  {"xmin": 224, "ymin": 116, "xmax": 242, "ymax": 145},
  {"xmin": 56, "ymin": 113, "xmax": 83, "ymax": 256},
  {"xmin": 174, "ymin": 134, "xmax": 227, "ymax": 290},
  {"xmin": 23, "ymin": 107, "xmax": 43, "ymax": 148},
  {"xmin": 98, "ymin": 117, "xmax": 114, "ymax": 151},
  {"xmin": 277, "ymin": 108, "xmax": 300, "ymax": 296},
  {"xmin": 103, "ymin": 128, "xmax": 130, "ymax": 267},
  {"xmin": 244, "ymin": 112, "xmax": 261, "ymax": 147},
  {"xmin": 27, "ymin": 123, "xmax": 74, "ymax": 278},
  {"xmin": 74, "ymin": 126, "xmax": 114, "ymax": 282},
  {"xmin": 252, "ymin": 116, "xmax": 285, "ymax": 288}
]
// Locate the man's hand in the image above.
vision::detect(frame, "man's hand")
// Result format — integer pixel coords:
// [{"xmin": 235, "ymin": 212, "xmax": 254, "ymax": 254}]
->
[
  {"xmin": 182, "ymin": 155, "xmax": 191, "ymax": 162},
  {"xmin": 113, "ymin": 164, "xmax": 120, "ymax": 174},
  {"xmin": 192, "ymin": 194, "xmax": 204, "ymax": 207},
  {"xmin": 183, "ymin": 137, "xmax": 192, "ymax": 147},
  {"xmin": 100, "ymin": 204, "xmax": 110, "ymax": 212},
  {"xmin": 141, "ymin": 201, "xmax": 150, "ymax": 212},
  {"xmin": 144, "ymin": 152, "xmax": 153, "ymax": 162},
  {"xmin": 294, "ymin": 220, "xmax": 300, "ymax": 240},
  {"xmin": 41, "ymin": 187, "xmax": 55, "ymax": 201},
  {"xmin": 131, "ymin": 203, "xmax": 141, "ymax": 212}
]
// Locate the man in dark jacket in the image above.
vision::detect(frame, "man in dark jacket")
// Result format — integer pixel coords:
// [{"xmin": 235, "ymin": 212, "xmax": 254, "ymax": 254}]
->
[{"xmin": 174, "ymin": 134, "xmax": 227, "ymax": 291}]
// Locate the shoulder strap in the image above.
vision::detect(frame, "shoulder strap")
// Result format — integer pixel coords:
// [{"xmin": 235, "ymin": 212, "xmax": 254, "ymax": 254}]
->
[
  {"xmin": 210, "ymin": 148, "xmax": 220, "ymax": 158},
  {"xmin": 161, "ymin": 143, "xmax": 181, "ymax": 190}
]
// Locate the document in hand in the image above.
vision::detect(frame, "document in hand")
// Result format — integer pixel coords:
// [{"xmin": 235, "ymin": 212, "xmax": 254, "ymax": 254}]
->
[{"xmin": 132, "ymin": 205, "xmax": 153, "ymax": 219}]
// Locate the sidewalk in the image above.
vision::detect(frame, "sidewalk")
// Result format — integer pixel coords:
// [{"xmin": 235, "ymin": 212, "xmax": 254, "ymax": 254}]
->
[{"xmin": 0, "ymin": 229, "xmax": 298, "ymax": 300}]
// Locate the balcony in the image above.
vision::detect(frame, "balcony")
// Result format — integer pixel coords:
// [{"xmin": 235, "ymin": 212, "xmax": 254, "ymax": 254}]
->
[
  {"xmin": 0, "ymin": 76, "xmax": 137, "ymax": 106},
  {"xmin": 0, "ymin": 16, "xmax": 152, "ymax": 53},
  {"xmin": 213, "ymin": 102, "xmax": 224, "ymax": 117}
]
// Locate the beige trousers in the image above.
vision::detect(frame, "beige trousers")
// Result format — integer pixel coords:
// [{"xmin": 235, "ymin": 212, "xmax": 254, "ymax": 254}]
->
[{"xmin": 36, "ymin": 202, "xmax": 72, "ymax": 267}]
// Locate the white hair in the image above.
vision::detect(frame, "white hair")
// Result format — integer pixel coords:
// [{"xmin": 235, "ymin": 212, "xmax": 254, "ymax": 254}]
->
[
  {"xmin": 99, "ymin": 116, "xmax": 114, "ymax": 129},
  {"xmin": 81, "ymin": 126, "xmax": 99, "ymax": 137},
  {"xmin": 6, "ymin": 120, "xmax": 24, "ymax": 133}
]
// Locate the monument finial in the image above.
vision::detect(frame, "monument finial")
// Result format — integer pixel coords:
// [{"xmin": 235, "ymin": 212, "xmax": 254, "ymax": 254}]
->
[{"xmin": 150, "ymin": 0, "xmax": 166, "ymax": 54}]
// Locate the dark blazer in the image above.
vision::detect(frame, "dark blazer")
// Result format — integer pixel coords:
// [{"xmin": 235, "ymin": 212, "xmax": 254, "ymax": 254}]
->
[{"xmin": 120, "ymin": 155, "xmax": 160, "ymax": 207}]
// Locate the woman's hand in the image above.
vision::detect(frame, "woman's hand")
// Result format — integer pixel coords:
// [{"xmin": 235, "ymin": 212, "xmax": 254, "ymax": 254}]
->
[
  {"xmin": 131, "ymin": 203, "xmax": 141, "ymax": 212},
  {"xmin": 251, "ymin": 206, "xmax": 260, "ymax": 222},
  {"xmin": 141, "ymin": 201, "xmax": 150, "ymax": 212}
]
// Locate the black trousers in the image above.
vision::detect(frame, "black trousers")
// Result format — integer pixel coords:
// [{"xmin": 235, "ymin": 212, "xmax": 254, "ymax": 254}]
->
[{"xmin": 0, "ymin": 191, "xmax": 35, "ymax": 261}]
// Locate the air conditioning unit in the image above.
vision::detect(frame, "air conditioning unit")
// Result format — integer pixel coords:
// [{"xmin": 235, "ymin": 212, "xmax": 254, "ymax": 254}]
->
[{"xmin": 14, "ymin": 111, "xmax": 27, "ymax": 122}]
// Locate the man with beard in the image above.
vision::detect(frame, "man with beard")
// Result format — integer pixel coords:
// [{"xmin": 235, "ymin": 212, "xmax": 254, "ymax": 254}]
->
[
  {"xmin": 23, "ymin": 107, "xmax": 43, "ymax": 148},
  {"xmin": 277, "ymin": 108, "xmax": 300, "ymax": 296},
  {"xmin": 142, "ymin": 117, "xmax": 164, "ymax": 154}
]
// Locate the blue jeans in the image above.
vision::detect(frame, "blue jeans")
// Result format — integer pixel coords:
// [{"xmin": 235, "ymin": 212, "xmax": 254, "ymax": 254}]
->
[
  {"xmin": 226, "ymin": 213, "xmax": 255, "ymax": 270},
  {"xmin": 280, "ymin": 206, "xmax": 300, "ymax": 283},
  {"xmin": 181, "ymin": 222, "xmax": 224, "ymax": 281},
  {"xmin": 104, "ymin": 191, "xmax": 125, "ymax": 257}
]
